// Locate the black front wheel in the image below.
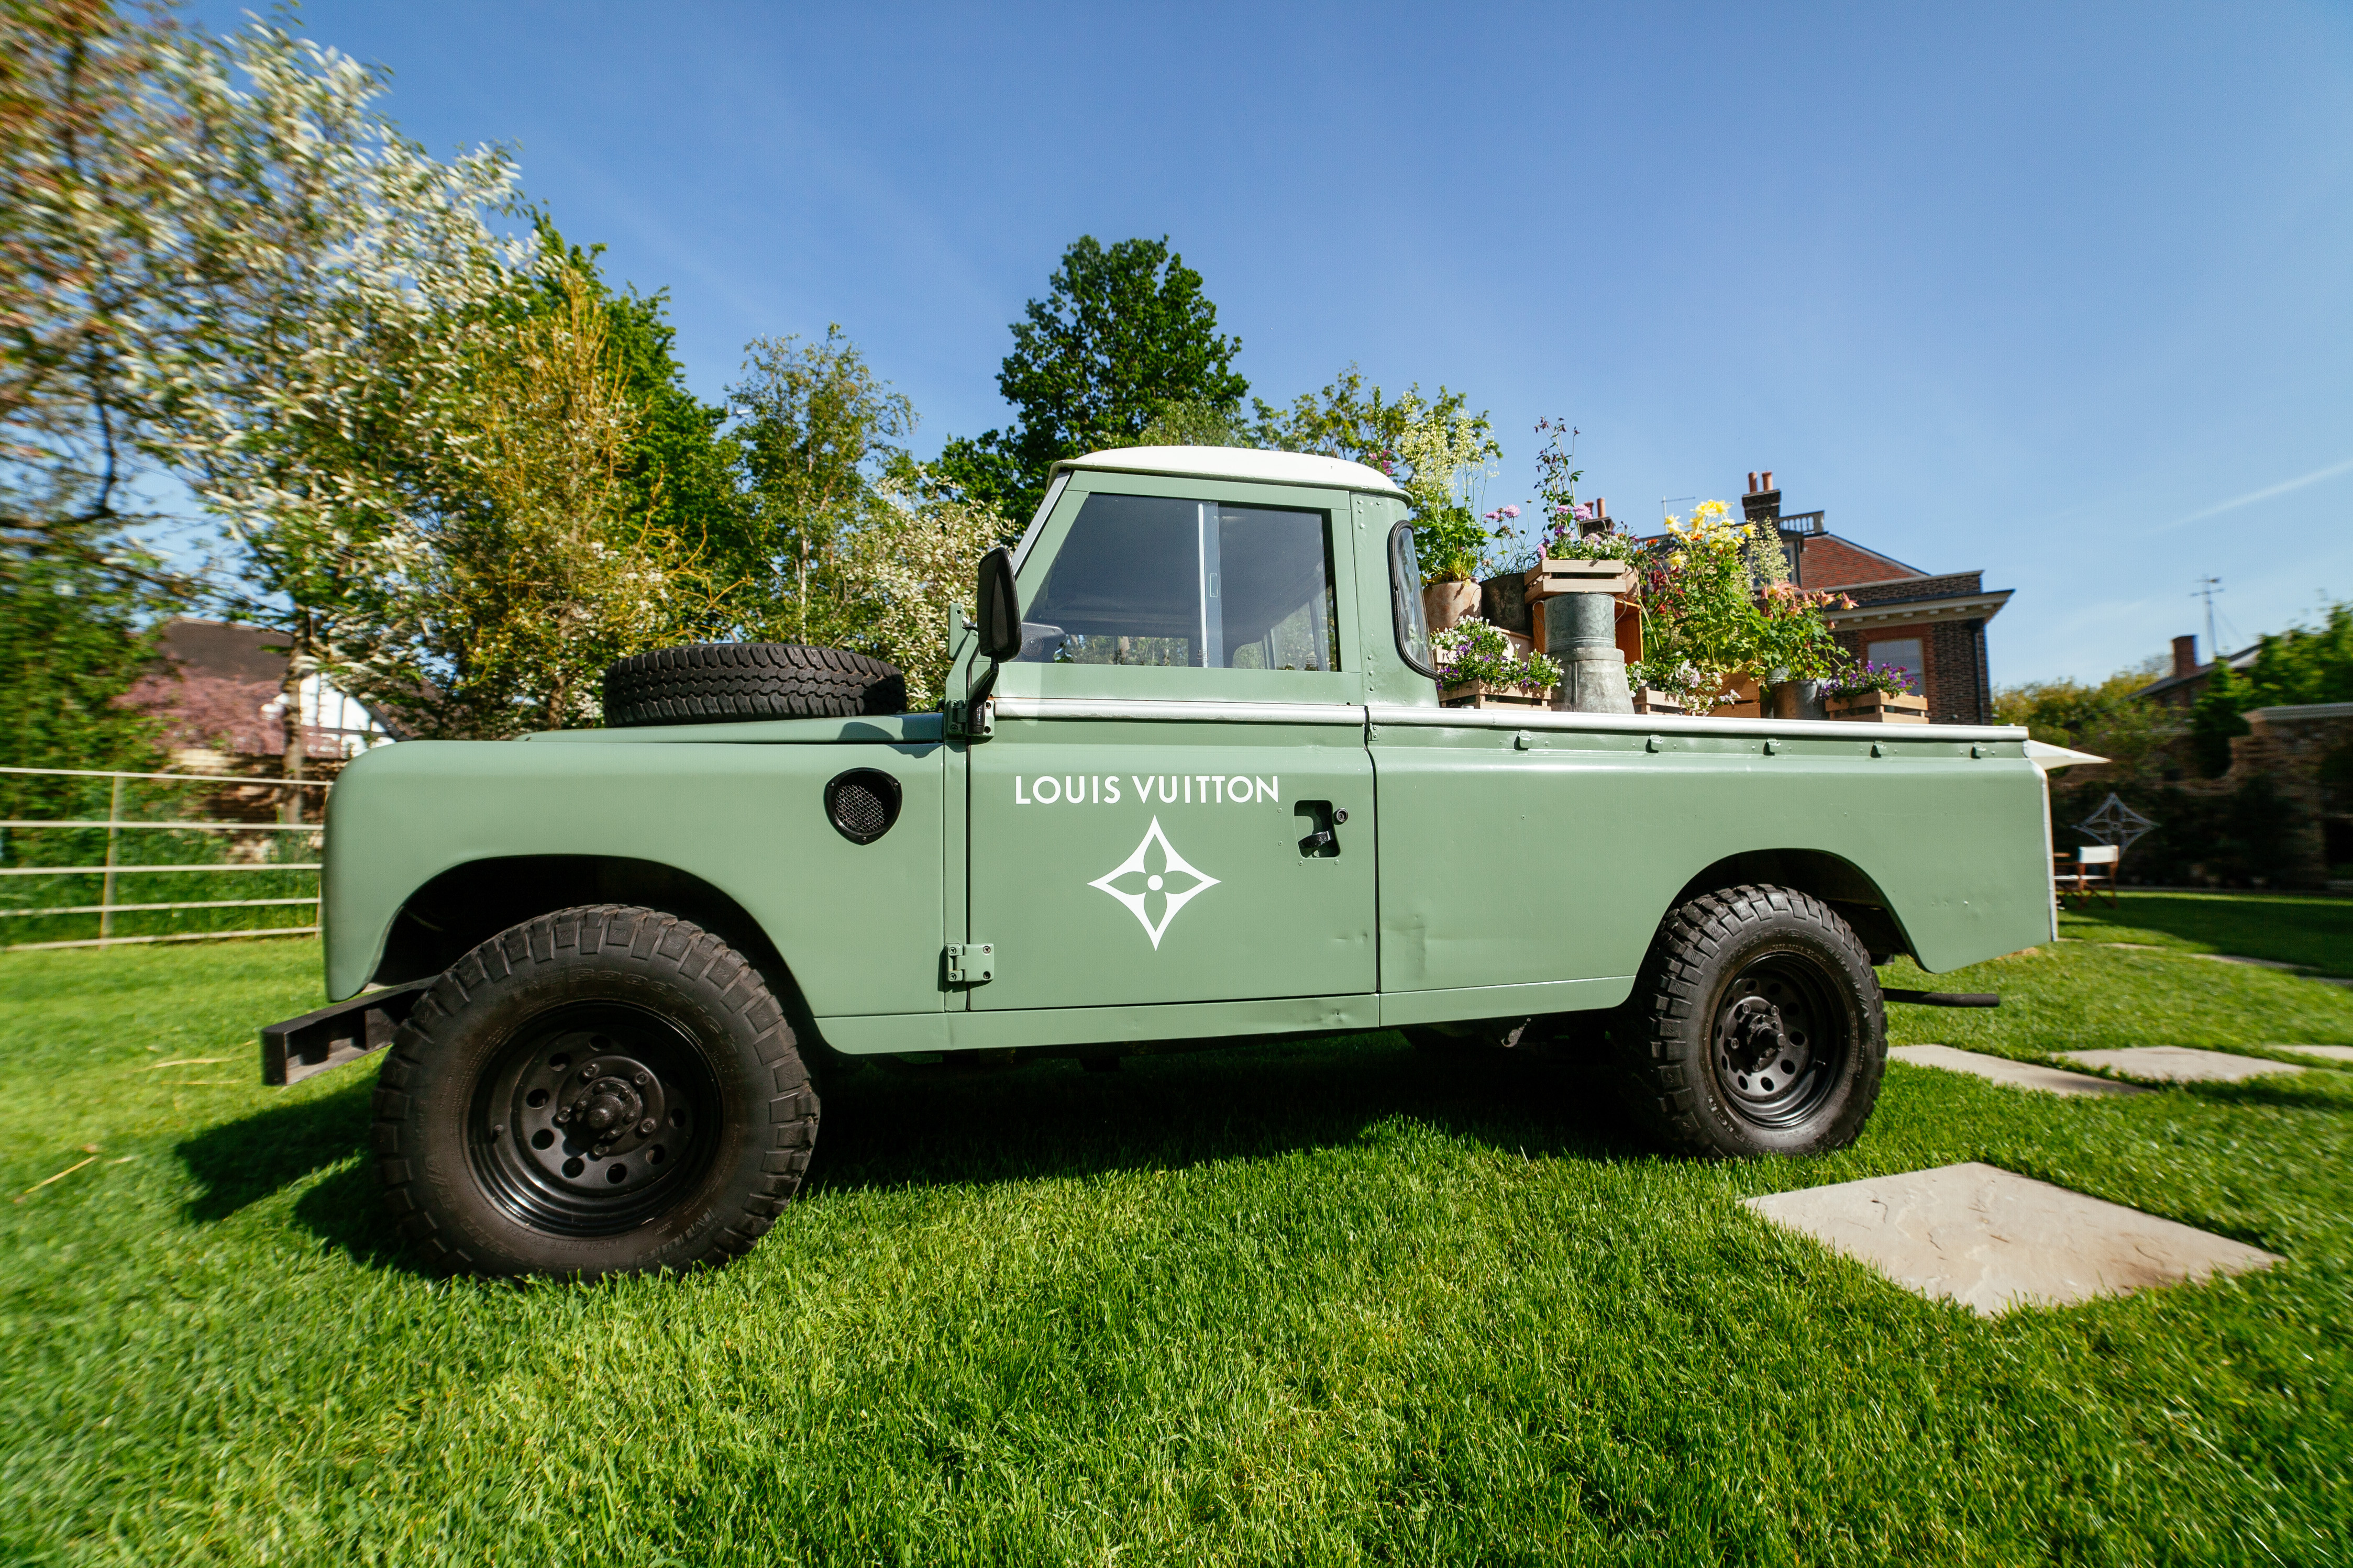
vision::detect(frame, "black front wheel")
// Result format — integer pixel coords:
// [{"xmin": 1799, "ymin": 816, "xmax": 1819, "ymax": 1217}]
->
[
  {"xmin": 1609, "ymin": 884, "xmax": 1884, "ymax": 1158},
  {"xmin": 371, "ymin": 906, "xmax": 818, "ymax": 1277}
]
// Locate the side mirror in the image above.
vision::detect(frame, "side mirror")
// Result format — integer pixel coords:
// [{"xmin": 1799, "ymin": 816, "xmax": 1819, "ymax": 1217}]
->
[
  {"xmin": 977, "ymin": 547, "xmax": 1022, "ymax": 662},
  {"xmin": 957, "ymin": 546, "xmax": 1023, "ymax": 732}
]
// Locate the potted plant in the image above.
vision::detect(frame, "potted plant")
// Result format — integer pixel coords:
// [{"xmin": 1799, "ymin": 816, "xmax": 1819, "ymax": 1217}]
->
[
  {"xmin": 1824, "ymin": 662, "xmax": 1929, "ymax": 722},
  {"xmin": 1432, "ymin": 618, "xmax": 1562, "ymax": 709},
  {"xmin": 1523, "ymin": 424, "xmax": 1644, "ymax": 604},
  {"xmin": 1385, "ymin": 392, "xmax": 1503, "ymax": 633},
  {"xmin": 1626, "ymin": 661, "xmax": 1691, "ymax": 715},
  {"xmin": 1754, "ymin": 582, "xmax": 1860, "ymax": 720},
  {"xmin": 1631, "ymin": 501, "xmax": 1761, "ymax": 717}
]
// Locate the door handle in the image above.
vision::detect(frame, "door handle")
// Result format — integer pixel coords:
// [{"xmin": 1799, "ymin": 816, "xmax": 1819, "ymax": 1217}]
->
[{"xmin": 1296, "ymin": 803, "xmax": 1346, "ymax": 857}]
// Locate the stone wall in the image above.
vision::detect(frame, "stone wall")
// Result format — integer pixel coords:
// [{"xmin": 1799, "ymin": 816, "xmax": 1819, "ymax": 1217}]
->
[{"xmin": 2215, "ymin": 704, "xmax": 2353, "ymax": 889}]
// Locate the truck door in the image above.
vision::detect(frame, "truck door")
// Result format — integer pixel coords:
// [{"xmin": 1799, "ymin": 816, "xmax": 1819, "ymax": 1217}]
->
[{"xmin": 964, "ymin": 483, "xmax": 1376, "ymax": 1011}]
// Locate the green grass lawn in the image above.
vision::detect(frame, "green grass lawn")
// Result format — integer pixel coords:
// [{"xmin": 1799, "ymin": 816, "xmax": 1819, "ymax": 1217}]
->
[
  {"xmin": 2059, "ymin": 890, "xmax": 2353, "ymax": 975},
  {"xmin": 4, "ymin": 897, "xmax": 2351, "ymax": 1565}
]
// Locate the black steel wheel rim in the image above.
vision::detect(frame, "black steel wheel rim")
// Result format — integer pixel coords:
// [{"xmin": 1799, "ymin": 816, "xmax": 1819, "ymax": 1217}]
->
[
  {"xmin": 466, "ymin": 1001, "xmax": 719, "ymax": 1237},
  {"xmin": 1709, "ymin": 949, "xmax": 1850, "ymax": 1129}
]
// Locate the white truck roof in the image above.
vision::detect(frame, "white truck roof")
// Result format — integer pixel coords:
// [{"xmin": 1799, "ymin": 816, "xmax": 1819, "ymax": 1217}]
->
[{"xmin": 1059, "ymin": 445, "xmax": 1406, "ymax": 495}]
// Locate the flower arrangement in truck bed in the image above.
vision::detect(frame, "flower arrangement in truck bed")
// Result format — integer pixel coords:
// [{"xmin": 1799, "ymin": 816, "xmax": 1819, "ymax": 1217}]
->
[
  {"xmin": 1824, "ymin": 661, "xmax": 1917, "ymax": 697},
  {"xmin": 1430, "ymin": 617, "xmax": 1562, "ymax": 695},
  {"xmin": 1636, "ymin": 501, "xmax": 1857, "ymax": 710}
]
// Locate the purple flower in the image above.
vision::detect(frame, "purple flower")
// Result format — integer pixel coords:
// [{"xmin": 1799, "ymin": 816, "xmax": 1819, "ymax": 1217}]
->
[{"xmin": 1503, "ymin": 504, "xmax": 1520, "ymax": 519}]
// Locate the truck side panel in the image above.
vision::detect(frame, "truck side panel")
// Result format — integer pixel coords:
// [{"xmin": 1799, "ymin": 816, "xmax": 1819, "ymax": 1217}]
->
[
  {"xmin": 1369, "ymin": 720, "xmax": 2048, "ymax": 987},
  {"xmin": 322, "ymin": 739, "xmax": 947, "ymax": 1011}
]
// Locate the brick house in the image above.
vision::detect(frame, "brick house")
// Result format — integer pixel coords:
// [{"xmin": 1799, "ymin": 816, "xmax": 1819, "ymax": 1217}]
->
[
  {"xmin": 1739, "ymin": 473, "xmax": 2013, "ymax": 725},
  {"xmin": 123, "ymin": 619, "xmax": 396, "ymax": 772},
  {"xmin": 2131, "ymin": 633, "xmax": 2260, "ymax": 710}
]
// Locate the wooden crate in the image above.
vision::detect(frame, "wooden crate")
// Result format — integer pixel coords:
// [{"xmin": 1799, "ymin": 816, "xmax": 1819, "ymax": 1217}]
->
[
  {"xmin": 1524, "ymin": 558, "xmax": 1638, "ymax": 602},
  {"xmin": 1826, "ymin": 690, "xmax": 1929, "ymax": 724},
  {"xmin": 1632, "ymin": 687, "xmax": 1685, "ymax": 716},
  {"xmin": 1441, "ymin": 680, "xmax": 1554, "ymax": 710}
]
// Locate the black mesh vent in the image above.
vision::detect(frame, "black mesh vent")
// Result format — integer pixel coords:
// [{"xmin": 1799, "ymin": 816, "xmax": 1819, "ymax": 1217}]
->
[{"xmin": 825, "ymin": 769, "xmax": 902, "ymax": 845}]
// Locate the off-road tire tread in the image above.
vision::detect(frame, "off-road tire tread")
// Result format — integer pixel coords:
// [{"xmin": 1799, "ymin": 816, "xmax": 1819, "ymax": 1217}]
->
[
  {"xmin": 369, "ymin": 905, "xmax": 816, "ymax": 1276},
  {"xmin": 602, "ymin": 642, "xmax": 905, "ymax": 727},
  {"xmin": 1608, "ymin": 882, "xmax": 1884, "ymax": 1158}
]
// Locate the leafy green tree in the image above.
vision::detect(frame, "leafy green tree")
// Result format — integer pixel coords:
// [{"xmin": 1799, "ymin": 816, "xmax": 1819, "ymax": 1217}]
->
[
  {"xmin": 1244, "ymin": 366, "xmax": 1498, "ymax": 580},
  {"xmin": 0, "ymin": 550, "xmax": 164, "ymax": 821},
  {"xmin": 938, "ymin": 236, "xmax": 1245, "ymax": 528},
  {"xmin": 1245, "ymin": 364, "xmax": 1413, "ymax": 463},
  {"xmin": 731, "ymin": 325, "xmax": 915, "ymax": 647},
  {"xmin": 351, "ymin": 261, "xmax": 738, "ymax": 738},
  {"xmin": 525, "ymin": 229, "xmax": 757, "ymax": 602},
  {"xmin": 2185, "ymin": 662, "xmax": 2252, "ymax": 777},
  {"xmin": 2245, "ymin": 600, "xmax": 2353, "ymax": 706},
  {"xmin": 2148, "ymin": 600, "xmax": 2352, "ymax": 777}
]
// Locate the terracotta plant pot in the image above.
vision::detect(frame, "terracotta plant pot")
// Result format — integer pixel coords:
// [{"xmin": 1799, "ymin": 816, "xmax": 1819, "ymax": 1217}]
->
[
  {"xmin": 1422, "ymin": 579, "xmax": 1481, "ymax": 632},
  {"xmin": 1825, "ymin": 688, "xmax": 1929, "ymax": 724},
  {"xmin": 1441, "ymin": 680, "xmax": 1554, "ymax": 710}
]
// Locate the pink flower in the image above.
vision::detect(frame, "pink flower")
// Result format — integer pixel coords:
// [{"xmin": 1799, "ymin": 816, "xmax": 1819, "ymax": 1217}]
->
[{"xmin": 1502, "ymin": 504, "xmax": 1520, "ymax": 518}]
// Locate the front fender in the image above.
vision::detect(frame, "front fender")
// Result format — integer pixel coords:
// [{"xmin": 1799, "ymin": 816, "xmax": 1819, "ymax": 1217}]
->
[{"xmin": 322, "ymin": 737, "xmax": 947, "ymax": 1009}]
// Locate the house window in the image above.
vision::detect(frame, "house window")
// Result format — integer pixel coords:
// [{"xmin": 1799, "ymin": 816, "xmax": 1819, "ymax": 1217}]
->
[{"xmin": 1866, "ymin": 637, "xmax": 1926, "ymax": 696}]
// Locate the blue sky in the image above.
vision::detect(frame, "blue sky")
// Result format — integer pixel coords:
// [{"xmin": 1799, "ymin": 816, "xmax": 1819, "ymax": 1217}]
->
[{"xmin": 198, "ymin": 1, "xmax": 2353, "ymax": 685}]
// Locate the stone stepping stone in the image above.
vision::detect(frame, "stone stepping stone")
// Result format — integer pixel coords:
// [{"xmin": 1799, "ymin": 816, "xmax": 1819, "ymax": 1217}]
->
[
  {"xmin": 1744, "ymin": 1161, "xmax": 2282, "ymax": 1317},
  {"xmin": 1890, "ymin": 1044, "xmax": 2150, "ymax": 1098},
  {"xmin": 2273, "ymin": 1044, "xmax": 2353, "ymax": 1064},
  {"xmin": 2059, "ymin": 1046, "xmax": 2305, "ymax": 1083}
]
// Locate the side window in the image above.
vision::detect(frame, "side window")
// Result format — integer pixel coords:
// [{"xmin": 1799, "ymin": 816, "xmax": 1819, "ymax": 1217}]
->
[{"xmin": 1018, "ymin": 492, "xmax": 1339, "ymax": 671}]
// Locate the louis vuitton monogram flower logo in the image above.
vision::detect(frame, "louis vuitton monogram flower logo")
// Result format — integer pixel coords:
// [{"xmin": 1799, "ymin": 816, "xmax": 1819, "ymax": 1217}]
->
[{"xmin": 1089, "ymin": 817, "xmax": 1219, "ymax": 950}]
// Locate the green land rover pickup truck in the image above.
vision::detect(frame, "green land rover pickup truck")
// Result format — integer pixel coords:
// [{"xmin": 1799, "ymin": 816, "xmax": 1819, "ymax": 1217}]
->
[{"xmin": 263, "ymin": 447, "xmax": 2065, "ymax": 1278}]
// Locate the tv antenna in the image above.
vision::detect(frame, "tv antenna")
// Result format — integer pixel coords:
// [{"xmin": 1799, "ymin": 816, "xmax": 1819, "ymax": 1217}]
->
[
  {"xmin": 2192, "ymin": 576, "xmax": 2224, "ymax": 660},
  {"xmin": 1660, "ymin": 495, "xmax": 1696, "ymax": 522}
]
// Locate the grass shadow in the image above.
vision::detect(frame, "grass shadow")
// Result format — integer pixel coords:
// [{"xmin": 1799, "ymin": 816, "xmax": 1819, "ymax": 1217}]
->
[
  {"xmin": 233, "ymin": 1033, "xmax": 1647, "ymax": 1269},
  {"xmin": 2066, "ymin": 894, "xmax": 2353, "ymax": 973},
  {"xmin": 2175, "ymin": 1075, "xmax": 2353, "ymax": 1114},
  {"xmin": 289, "ymin": 1159, "xmax": 410, "ymax": 1271},
  {"xmin": 803, "ymin": 1032, "xmax": 1646, "ymax": 1199},
  {"xmin": 177, "ymin": 1072, "xmax": 377, "ymax": 1224}
]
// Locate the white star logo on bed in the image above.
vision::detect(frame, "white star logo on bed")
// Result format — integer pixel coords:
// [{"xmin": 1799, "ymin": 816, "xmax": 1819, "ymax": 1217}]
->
[{"xmin": 1089, "ymin": 817, "xmax": 1220, "ymax": 950}]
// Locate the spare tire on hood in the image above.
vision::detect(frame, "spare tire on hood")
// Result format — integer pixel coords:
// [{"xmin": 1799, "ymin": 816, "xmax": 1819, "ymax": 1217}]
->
[{"xmin": 602, "ymin": 643, "xmax": 907, "ymax": 728}]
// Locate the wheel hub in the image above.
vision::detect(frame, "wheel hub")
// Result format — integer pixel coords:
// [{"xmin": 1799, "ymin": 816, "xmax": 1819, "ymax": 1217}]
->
[
  {"xmin": 484, "ymin": 1025, "xmax": 698, "ymax": 1217},
  {"xmin": 1724, "ymin": 995, "xmax": 1786, "ymax": 1073},
  {"xmin": 1711, "ymin": 961, "xmax": 1833, "ymax": 1120}
]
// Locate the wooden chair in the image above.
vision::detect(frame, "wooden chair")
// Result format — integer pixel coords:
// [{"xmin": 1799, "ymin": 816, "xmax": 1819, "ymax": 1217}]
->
[{"xmin": 2053, "ymin": 843, "xmax": 2120, "ymax": 908}]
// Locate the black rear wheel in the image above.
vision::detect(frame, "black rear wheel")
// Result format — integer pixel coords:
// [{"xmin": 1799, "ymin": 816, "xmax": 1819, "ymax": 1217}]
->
[
  {"xmin": 1610, "ymin": 884, "xmax": 1884, "ymax": 1158},
  {"xmin": 372, "ymin": 906, "xmax": 818, "ymax": 1277}
]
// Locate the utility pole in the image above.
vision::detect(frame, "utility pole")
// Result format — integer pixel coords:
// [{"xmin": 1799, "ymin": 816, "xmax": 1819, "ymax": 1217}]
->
[{"xmin": 2192, "ymin": 576, "xmax": 2224, "ymax": 661}]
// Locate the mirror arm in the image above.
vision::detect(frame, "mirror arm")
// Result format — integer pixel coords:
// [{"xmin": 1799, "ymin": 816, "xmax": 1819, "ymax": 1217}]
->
[{"xmin": 966, "ymin": 653, "xmax": 1001, "ymax": 713}]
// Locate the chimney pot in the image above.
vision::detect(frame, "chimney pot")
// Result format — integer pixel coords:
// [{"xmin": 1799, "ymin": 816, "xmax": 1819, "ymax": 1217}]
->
[
  {"xmin": 1761, "ymin": 470, "xmax": 1773, "ymax": 492},
  {"xmin": 1747, "ymin": 472, "xmax": 1759, "ymax": 493},
  {"xmin": 2172, "ymin": 634, "xmax": 2199, "ymax": 678}
]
